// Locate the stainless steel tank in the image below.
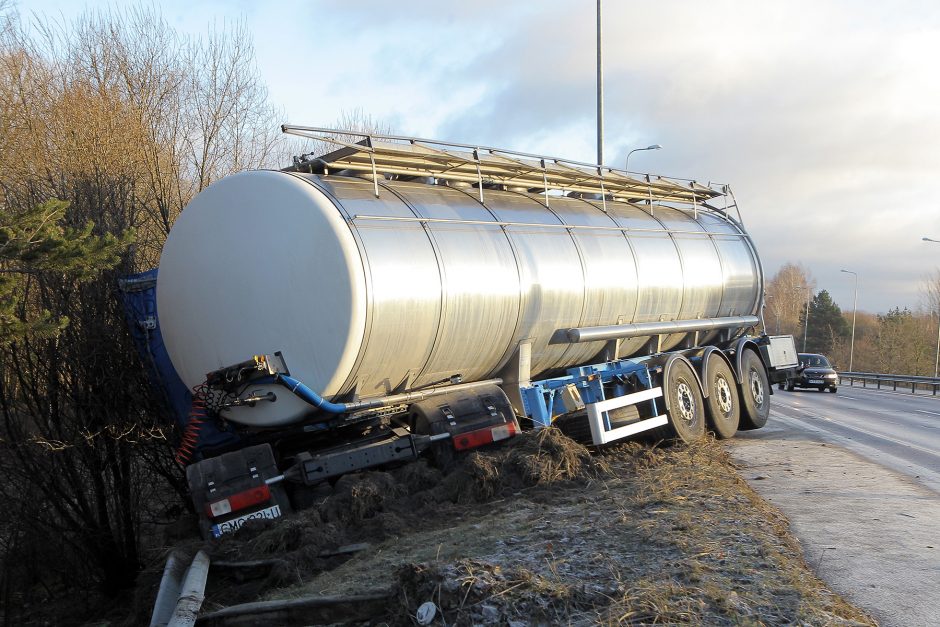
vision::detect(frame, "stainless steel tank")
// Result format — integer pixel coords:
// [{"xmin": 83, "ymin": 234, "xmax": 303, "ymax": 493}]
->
[{"xmin": 157, "ymin": 170, "xmax": 762, "ymax": 427}]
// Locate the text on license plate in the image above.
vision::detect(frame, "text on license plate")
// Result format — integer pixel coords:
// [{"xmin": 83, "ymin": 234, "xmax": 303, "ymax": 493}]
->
[
  {"xmin": 212, "ymin": 504, "xmax": 281, "ymax": 538},
  {"xmin": 808, "ymin": 379, "xmax": 824, "ymax": 384}
]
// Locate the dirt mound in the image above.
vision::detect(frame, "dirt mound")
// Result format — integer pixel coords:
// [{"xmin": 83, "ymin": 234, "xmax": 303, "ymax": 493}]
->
[
  {"xmin": 198, "ymin": 428, "xmax": 604, "ymax": 608},
  {"xmin": 434, "ymin": 427, "xmax": 607, "ymax": 504}
]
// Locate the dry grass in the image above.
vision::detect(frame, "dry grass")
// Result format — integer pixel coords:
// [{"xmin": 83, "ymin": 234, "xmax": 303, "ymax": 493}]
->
[
  {"xmin": 382, "ymin": 437, "xmax": 876, "ymax": 626},
  {"xmin": 144, "ymin": 431, "xmax": 875, "ymax": 625},
  {"xmin": 592, "ymin": 440, "xmax": 874, "ymax": 625}
]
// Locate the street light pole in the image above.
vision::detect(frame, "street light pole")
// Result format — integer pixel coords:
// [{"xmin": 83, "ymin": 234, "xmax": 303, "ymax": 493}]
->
[
  {"xmin": 625, "ymin": 144, "xmax": 663, "ymax": 171},
  {"xmin": 596, "ymin": 0, "xmax": 603, "ymax": 166},
  {"xmin": 840, "ymin": 269, "xmax": 858, "ymax": 371}
]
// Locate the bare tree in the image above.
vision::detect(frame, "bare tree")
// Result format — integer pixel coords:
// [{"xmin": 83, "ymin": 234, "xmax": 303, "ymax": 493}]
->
[
  {"xmin": 183, "ymin": 21, "xmax": 283, "ymax": 190},
  {"xmin": 920, "ymin": 269, "xmax": 940, "ymax": 375},
  {"xmin": 57, "ymin": 9, "xmax": 285, "ymax": 247},
  {"xmin": 764, "ymin": 262, "xmax": 816, "ymax": 338},
  {"xmin": 0, "ymin": 6, "xmax": 286, "ymax": 622},
  {"xmin": 290, "ymin": 107, "xmax": 396, "ymax": 162},
  {"xmin": 922, "ymin": 268, "xmax": 940, "ymax": 318}
]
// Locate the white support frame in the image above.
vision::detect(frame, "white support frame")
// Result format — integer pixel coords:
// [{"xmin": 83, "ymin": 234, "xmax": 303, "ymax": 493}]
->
[{"xmin": 586, "ymin": 387, "xmax": 668, "ymax": 445}]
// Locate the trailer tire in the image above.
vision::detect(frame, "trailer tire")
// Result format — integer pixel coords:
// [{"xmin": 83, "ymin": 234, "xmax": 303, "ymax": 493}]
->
[
  {"xmin": 661, "ymin": 360, "xmax": 706, "ymax": 443},
  {"xmin": 704, "ymin": 354, "xmax": 739, "ymax": 439},
  {"xmin": 738, "ymin": 349, "xmax": 770, "ymax": 430}
]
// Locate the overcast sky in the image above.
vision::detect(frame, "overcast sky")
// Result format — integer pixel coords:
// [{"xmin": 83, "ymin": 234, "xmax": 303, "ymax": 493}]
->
[{"xmin": 15, "ymin": 0, "xmax": 940, "ymax": 314}]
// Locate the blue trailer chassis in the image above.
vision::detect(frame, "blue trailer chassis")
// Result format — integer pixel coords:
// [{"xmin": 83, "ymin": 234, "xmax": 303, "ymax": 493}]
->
[{"xmin": 521, "ymin": 358, "xmax": 670, "ymax": 445}]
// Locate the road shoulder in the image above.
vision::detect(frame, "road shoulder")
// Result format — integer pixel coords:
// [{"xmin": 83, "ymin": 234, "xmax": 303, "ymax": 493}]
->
[{"xmin": 729, "ymin": 414, "xmax": 940, "ymax": 627}]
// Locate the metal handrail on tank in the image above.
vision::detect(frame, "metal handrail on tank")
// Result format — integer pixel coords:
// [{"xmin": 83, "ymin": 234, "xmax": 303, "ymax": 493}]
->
[
  {"xmin": 280, "ymin": 125, "xmax": 737, "ymax": 217},
  {"xmin": 348, "ymin": 214, "xmax": 753, "ymax": 246}
]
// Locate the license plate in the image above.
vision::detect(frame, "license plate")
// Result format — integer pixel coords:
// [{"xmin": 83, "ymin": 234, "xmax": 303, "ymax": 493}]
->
[
  {"xmin": 211, "ymin": 504, "xmax": 281, "ymax": 538},
  {"xmin": 808, "ymin": 379, "xmax": 824, "ymax": 384}
]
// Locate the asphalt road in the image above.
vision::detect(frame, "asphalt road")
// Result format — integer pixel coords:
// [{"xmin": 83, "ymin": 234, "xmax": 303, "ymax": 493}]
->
[
  {"xmin": 770, "ymin": 384, "xmax": 940, "ymax": 492},
  {"xmin": 728, "ymin": 384, "xmax": 940, "ymax": 627}
]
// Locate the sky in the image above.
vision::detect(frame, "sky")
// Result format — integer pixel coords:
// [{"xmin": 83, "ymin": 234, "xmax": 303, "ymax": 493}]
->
[{"xmin": 12, "ymin": 0, "xmax": 940, "ymax": 314}]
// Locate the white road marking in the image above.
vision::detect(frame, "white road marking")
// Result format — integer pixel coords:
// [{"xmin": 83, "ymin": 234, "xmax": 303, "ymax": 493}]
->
[{"xmin": 915, "ymin": 409, "xmax": 940, "ymax": 417}]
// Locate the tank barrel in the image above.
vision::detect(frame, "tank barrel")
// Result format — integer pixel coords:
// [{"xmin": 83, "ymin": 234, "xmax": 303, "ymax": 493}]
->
[{"xmin": 156, "ymin": 133, "xmax": 763, "ymax": 427}]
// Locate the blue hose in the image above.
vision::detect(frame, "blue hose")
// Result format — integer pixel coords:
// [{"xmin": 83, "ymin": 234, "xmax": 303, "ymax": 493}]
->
[{"xmin": 258, "ymin": 374, "xmax": 348, "ymax": 414}]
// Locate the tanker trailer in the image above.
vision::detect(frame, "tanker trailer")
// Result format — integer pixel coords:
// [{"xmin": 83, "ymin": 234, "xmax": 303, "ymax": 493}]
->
[{"xmin": 122, "ymin": 126, "xmax": 797, "ymax": 538}]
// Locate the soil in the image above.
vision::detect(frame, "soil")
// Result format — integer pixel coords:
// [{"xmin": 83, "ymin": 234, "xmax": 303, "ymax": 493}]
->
[{"xmin": 131, "ymin": 429, "xmax": 876, "ymax": 626}]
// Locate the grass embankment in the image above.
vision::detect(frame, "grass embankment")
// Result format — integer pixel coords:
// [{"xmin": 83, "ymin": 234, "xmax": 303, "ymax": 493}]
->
[{"xmin": 136, "ymin": 430, "xmax": 875, "ymax": 625}]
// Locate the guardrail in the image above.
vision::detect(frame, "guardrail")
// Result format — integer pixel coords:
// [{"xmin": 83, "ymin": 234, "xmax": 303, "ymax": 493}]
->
[{"xmin": 839, "ymin": 372, "xmax": 940, "ymax": 396}]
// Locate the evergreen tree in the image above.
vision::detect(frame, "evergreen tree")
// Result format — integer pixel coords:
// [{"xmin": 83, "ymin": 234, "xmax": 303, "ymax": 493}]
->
[
  {"xmin": 876, "ymin": 307, "xmax": 934, "ymax": 375},
  {"xmin": 0, "ymin": 199, "xmax": 129, "ymax": 344},
  {"xmin": 800, "ymin": 289, "xmax": 850, "ymax": 355}
]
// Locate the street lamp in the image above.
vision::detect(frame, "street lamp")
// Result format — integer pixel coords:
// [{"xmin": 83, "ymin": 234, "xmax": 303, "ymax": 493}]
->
[
  {"xmin": 625, "ymin": 144, "xmax": 662, "ymax": 171},
  {"xmin": 924, "ymin": 237, "xmax": 940, "ymax": 377},
  {"xmin": 596, "ymin": 0, "xmax": 604, "ymax": 165},
  {"xmin": 840, "ymin": 269, "xmax": 858, "ymax": 372}
]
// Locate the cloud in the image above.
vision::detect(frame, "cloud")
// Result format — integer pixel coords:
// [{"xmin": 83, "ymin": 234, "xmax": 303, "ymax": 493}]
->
[
  {"xmin": 17, "ymin": 0, "xmax": 939, "ymax": 311},
  {"xmin": 423, "ymin": 1, "xmax": 940, "ymax": 312}
]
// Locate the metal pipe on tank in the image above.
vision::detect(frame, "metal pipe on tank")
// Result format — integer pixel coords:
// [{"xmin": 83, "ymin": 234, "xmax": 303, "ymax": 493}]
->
[{"xmin": 566, "ymin": 316, "xmax": 760, "ymax": 344}]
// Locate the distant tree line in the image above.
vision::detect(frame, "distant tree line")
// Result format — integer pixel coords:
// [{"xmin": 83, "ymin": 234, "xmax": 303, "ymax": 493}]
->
[{"xmin": 764, "ymin": 262, "xmax": 940, "ymax": 375}]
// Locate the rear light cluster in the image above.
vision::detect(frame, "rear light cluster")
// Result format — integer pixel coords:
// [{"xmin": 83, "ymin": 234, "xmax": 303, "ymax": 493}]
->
[
  {"xmin": 452, "ymin": 421, "xmax": 518, "ymax": 451},
  {"xmin": 206, "ymin": 484, "xmax": 271, "ymax": 518}
]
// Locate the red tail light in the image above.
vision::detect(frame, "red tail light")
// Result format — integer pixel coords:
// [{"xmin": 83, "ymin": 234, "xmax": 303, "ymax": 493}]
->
[
  {"xmin": 452, "ymin": 421, "xmax": 518, "ymax": 451},
  {"xmin": 206, "ymin": 484, "xmax": 271, "ymax": 518}
]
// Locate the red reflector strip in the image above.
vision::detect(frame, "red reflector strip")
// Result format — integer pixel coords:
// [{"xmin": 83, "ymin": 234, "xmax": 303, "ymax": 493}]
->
[
  {"xmin": 206, "ymin": 484, "xmax": 271, "ymax": 519},
  {"xmin": 453, "ymin": 421, "xmax": 518, "ymax": 451}
]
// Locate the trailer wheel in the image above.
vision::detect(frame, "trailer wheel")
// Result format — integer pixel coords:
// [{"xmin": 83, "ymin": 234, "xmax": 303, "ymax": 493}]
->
[
  {"xmin": 705, "ymin": 354, "xmax": 739, "ymax": 439},
  {"xmin": 663, "ymin": 360, "xmax": 706, "ymax": 442},
  {"xmin": 738, "ymin": 349, "xmax": 770, "ymax": 430}
]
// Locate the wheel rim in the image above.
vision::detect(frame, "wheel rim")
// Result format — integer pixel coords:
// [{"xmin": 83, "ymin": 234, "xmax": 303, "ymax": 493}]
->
[
  {"xmin": 715, "ymin": 376, "xmax": 733, "ymax": 415},
  {"xmin": 676, "ymin": 381, "xmax": 697, "ymax": 426},
  {"xmin": 749, "ymin": 369, "xmax": 764, "ymax": 406}
]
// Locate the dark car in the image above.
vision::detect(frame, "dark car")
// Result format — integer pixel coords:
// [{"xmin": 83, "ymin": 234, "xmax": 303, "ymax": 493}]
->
[{"xmin": 780, "ymin": 353, "xmax": 838, "ymax": 393}]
